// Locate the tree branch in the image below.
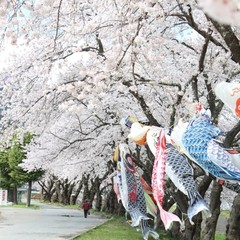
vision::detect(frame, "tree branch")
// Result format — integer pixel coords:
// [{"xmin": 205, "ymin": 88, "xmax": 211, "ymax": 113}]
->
[{"xmin": 53, "ymin": 0, "xmax": 63, "ymax": 50}]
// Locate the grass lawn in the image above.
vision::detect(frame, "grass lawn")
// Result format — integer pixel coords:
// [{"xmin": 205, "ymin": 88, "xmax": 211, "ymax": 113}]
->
[
  {"xmin": 220, "ymin": 210, "xmax": 230, "ymax": 218},
  {"xmin": 73, "ymin": 216, "xmax": 177, "ymax": 240},
  {"xmin": 215, "ymin": 232, "xmax": 226, "ymax": 240},
  {"xmin": 36, "ymin": 200, "xmax": 81, "ymax": 209},
  {"xmin": 0, "ymin": 202, "xmax": 39, "ymax": 209},
  {"xmin": 72, "ymin": 216, "xmax": 227, "ymax": 240}
]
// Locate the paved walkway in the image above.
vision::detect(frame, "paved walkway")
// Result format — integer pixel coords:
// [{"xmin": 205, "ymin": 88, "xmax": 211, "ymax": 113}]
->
[{"xmin": 0, "ymin": 202, "xmax": 108, "ymax": 240}]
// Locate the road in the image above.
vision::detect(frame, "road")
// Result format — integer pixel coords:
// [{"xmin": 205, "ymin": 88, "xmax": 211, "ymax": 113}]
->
[{"xmin": 0, "ymin": 201, "xmax": 108, "ymax": 240}]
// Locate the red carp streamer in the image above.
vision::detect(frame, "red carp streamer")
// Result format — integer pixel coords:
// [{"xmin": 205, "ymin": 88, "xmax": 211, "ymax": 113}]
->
[{"xmin": 151, "ymin": 129, "xmax": 181, "ymax": 229}]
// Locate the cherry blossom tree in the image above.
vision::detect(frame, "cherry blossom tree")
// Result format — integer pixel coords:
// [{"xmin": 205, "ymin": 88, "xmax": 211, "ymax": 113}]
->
[{"xmin": 1, "ymin": 0, "xmax": 240, "ymax": 239}]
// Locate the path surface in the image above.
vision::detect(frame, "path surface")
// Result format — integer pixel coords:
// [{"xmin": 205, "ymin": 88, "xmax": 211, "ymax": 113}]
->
[{"xmin": 0, "ymin": 201, "xmax": 108, "ymax": 240}]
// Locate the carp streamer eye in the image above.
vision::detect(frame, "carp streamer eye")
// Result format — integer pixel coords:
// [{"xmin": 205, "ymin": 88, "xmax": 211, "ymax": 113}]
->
[{"xmin": 125, "ymin": 154, "xmax": 136, "ymax": 173}]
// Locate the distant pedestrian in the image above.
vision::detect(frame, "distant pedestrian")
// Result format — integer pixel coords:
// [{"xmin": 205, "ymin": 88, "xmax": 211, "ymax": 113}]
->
[{"xmin": 82, "ymin": 199, "xmax": 91, "ymax": 218}]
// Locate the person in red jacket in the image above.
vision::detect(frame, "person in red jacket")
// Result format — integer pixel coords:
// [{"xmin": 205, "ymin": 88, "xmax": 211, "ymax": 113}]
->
[{"xmin": 82, "ymin": 199, "xmax": 91, "ymax": 218}]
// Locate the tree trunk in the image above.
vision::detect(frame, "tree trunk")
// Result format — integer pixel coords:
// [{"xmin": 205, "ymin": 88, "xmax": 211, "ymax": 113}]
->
[
  {"xmin": 7, "ymin": 188, "xmax": 14, "ymax": 202},
  {"xmin": 89, "ymin": 177, "xmax": 103, "ymax": 209},
  {"xmin": 26, "ymin": 180, "xmax": 32, "ymax": 207},
  {"xmin": 60, "ymin": 179, "xmax": 75, "ymax": 205},
  {"xmin": 201, "ymin": 181, "xmax": 222, "ymax": 240},
  {"xmin": 61, "ymin": 181, "xmax": 68, "ymax": 205},
  {"xmin": 54, "ymin": 181, "xmax": 61, "ymax": 203},
  {"xmin": 183, "ymin": 175, "xmax": 213, "ymax": 240},
  {"xmin": 170, "ymin": 189, "xmax": 202, "ymax": 240},
  {"xmin": 13, "ymin": 186, "xmax": 18, "ymax": 205},
  {"xmin": 71, "ymin": 181, "xmax": 82, "ymax": 205},
  {"xmin": 82, "ymin": 174, "xmax": 90, "ymax": 202},
  {"xmin": 102, "ymin": 187, "xmax": 125, "ymax": 215},
  {"xmin": 226, "ymin": 193, "xmax": 240, "ymax": 240},
  {"xmin": 179, "ymin": 217, "xmax": 202, "ymax": 240},
  {"xmin": 95, "ymin": 190, "xmax": 102, "ymax": 211},
  {"xmin": 39, "ymin": 178, "xmax": 56, "ymax": 202},
  {"xmin": 209, "ymin": 19, "xmax": 240, "ymax": 64}
]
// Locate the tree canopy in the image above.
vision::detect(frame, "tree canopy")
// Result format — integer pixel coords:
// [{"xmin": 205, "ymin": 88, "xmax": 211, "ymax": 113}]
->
[
  {"xmin": 0, "ymin": 0, "xmax": 239, "ymax": 180},
  {"xmin": 1, "ymin": 1, "xmax": 240, "ymax": 239},
  {"xmin": 0, "ymin": 132, "xmax": 44, "ymax": 204}
]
